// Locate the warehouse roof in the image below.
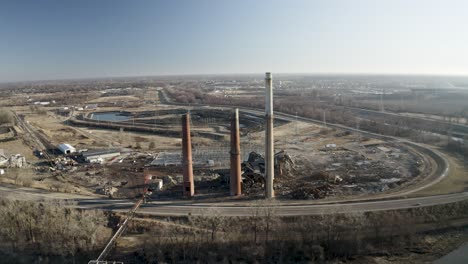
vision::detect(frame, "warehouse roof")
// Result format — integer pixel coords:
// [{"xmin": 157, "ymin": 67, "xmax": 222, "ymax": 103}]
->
[
  {"xmin": 58, "ymin": 143, "xmax": 76, "ymax": 154},
  {"xmin": 81, "ymin": 149, "xmax": 120, "ymax": 158}
]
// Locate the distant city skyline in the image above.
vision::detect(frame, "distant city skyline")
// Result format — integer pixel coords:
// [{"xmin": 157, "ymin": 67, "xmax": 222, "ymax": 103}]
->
[{"xmin": 1, "ymin": 0, "xmax": 468, "ymax": 82}]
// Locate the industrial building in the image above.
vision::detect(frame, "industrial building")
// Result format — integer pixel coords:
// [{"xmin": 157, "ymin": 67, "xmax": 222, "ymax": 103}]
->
[
  {"xmin": 84, "ymin": 104, "xmax": 98, "ymax": 110},
  {"xmin": 81, "ymin": 149, "xmax": 121, "ymax": 163},
  {"xmin": 149, "ymin": 147, "xmax": 260, "ymax": 168},
  {"xmin": 56, "ymin": 107, "xmax": 71, "ymax": 116},
  {"xmin": 58, "ymin": 143, "xmax": 76, "ymax": 154}
]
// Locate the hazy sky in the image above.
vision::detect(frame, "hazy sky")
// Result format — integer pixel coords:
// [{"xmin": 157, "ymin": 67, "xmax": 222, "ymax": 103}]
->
[{"xmin": 1, "ymin": 0, "xmax": 467, "ymax": 82}]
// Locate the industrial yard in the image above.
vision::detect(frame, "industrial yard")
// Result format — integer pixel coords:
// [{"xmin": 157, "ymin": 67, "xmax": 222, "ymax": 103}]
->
[
  {"xmin": 0, "ymin": 77, "xmax": 429, "ymax": 203},
  {"xmin": 3, "ymin": 1, "xmax": 468, "ymax": 262},
  {"xmin": 0, "ymin": 73, "xmax": 466, "ymax": 264}
]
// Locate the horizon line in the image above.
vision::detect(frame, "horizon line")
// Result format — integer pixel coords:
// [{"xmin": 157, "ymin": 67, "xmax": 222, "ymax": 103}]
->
[{"xmin": 2, "ymin": 71, "xmax": 468, "ymax": 84}]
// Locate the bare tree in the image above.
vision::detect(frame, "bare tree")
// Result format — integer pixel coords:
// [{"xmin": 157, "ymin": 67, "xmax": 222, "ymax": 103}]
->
[
  {"xmin": 0, "ymin": 198, "xmax": 111, "ymax": 258},
  {"xmin": 0, "ymin": 108, "xmax": 14, "ymax": 125}
]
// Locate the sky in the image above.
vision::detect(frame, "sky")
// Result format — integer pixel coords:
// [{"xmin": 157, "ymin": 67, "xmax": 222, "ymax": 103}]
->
[{"xmin": 1, "ymin": 0, "xmax": 468, "ymax": 82}]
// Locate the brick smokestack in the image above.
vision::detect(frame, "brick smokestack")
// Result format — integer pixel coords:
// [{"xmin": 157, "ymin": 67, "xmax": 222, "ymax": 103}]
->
[
  {"xmin": 265, "ymin": 72, "xmax": 275, "ymax": 198},
  {"xmin": 230, "ymin": 108, "xmax": 242, "ymax": 196},
  {"xmin": 182, "ymin": 113, "xmax": 194, "ymax": 197}
]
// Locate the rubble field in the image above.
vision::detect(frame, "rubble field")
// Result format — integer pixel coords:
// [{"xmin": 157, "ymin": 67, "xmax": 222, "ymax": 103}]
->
[
  {"xmin": 137, "ymin": 120, "xmax": 425, "ymax": 200},
  {"xmin": 1, "ymin": 100, "xmax": 426, "ymax": 201}
]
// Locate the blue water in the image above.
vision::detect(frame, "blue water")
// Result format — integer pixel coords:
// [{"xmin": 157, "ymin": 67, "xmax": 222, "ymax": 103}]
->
[{"xmin": 90, "ymin": 112, "xmax": 131, "ymax": 122}]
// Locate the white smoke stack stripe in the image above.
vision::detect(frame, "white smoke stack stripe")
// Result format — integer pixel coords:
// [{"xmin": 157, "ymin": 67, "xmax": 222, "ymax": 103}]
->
[{"xmin": 265, "ymin": 72, "xmax": 275, "ymax": 198}]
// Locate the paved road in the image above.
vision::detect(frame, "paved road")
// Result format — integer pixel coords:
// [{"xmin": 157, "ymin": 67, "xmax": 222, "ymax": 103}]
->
[
  {"xmin": 1, "ymin": 184, "xmax": 467, "ymax": 216},
  {"xmin": 222, "ymin": 105, "xmax": 451, "ymax": 197},
  {"xmin": 137, "ymin": 192, "xmax": 468, "ymax": 216},
  {"xmin": 1, "ymin": 99, "xmax": 460, "ymax": 217}
]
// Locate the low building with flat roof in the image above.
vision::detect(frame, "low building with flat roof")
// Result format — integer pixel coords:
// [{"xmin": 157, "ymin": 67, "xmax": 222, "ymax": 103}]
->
[{"xmin": 81, "ymin": 149, "xmax": 121, "ymax": 163}]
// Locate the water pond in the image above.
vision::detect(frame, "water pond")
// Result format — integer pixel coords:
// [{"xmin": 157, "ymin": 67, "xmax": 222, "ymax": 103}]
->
[{"xmin": 90, "ymin": 111, "xmax": 131, "ymax": 122}]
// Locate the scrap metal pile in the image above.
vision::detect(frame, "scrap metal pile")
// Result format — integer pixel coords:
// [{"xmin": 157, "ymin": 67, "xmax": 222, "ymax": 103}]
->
[
  {"xmin": 289, "ymin": 182, "xmax": 334, "ymax": 199},
  {"xmin": 241, "ymin": 150, "xmax": 296, "ymax": 193},
  {"xmin": 240, "ymin": 151, "xmax": 342, "ymax": 199},
  {"xmin": 0, "ymin": 153, "xmax": 27, "ymax": 168}
]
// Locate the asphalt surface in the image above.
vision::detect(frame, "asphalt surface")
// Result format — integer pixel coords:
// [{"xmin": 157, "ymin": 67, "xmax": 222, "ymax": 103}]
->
[
  {"xmin": 1, "ymin": 184, "xmax": 467, "ymax": 216},
  {"xmin": 224, "ymin": 105, "xmax": 452, "ymax": 197},
  {"xmin": 1, "ymin": 100, "xmax": 464, "ymax": 217}
]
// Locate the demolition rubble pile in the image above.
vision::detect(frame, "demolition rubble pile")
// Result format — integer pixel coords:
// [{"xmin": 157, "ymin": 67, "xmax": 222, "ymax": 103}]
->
[
  {"xmin": 51, "ymin": 157, "xmax": 77, "ymax": 171},
  {"xmin": 289, "ymin": 182, "xmax": 334, "ymax": 199},
  {"xmin": 240, "ymin": 144, "xmax": 417, "ymax": 199},
  {"xmin": 285, "ymin": 171, "xmax": 340, "ymax": 200},
  {"xmin": 241, "ymin": 150, "xmax": 341, "ymax": 199},
  {"xmin": 282, "ymin": 143, "xmax": 421, "ymax": 199},
  {"xmin": 0, "ymin": 154, "xmax": 28, "ymax": 168},
  {"xmin": 241, "ymin": 150, "xmax": 296, "ymax": 194},
  {"xmin": 242, "ymin": 151, "xmax": 342, "ymax": 199},
  {"xmin": 33, "ymin": 156, "xmax": 78, "ymax": 173}
]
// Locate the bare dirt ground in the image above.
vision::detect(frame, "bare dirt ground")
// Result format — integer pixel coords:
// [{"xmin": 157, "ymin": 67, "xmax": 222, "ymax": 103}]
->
[
  {"xmin": 13, "ymin": 106, "xmax": 181, "ymax": 151},
  {"xmin": 413, "ymin": 151, "xmax": 468, "ymax": 196},
  {"xmin": 83, "ymin": 128, "xmax": 182, "ymax": 150},
  {"xmin": 0, "ymin": 90, "xmax": 438, "ymax": 201},
  {"xmin": 241, "ymin": 119, "xmax": 423, "ymax": 199},
  {"xmin": 0, "ymin": 139, "xmax": 40, "ymax": 162},
  {"xmin": 41, "ymin": 103, "xmax": 426, "ymax": 199},
  {"xmin": 88, "ymin": 95, "xmax": 142, "ymax": 103}
]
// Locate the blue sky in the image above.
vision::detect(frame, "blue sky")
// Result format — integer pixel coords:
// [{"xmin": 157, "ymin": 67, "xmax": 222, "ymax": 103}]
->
[{"xmin": 1, "ymin": 0, "xmax": 467, "ymax": 82}]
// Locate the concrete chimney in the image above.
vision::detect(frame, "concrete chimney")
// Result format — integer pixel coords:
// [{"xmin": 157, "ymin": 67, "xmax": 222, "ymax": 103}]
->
[
  {"xmin": 230, "ymin": 108, "xmax": 242, "ymax": 196},
  {"xmin": 265, "ymin": 72, "xmax": 275, "ymax": 198},
  {"xmin": 182, "ymin": 113, "xmax": 194, "ymax": 197}
]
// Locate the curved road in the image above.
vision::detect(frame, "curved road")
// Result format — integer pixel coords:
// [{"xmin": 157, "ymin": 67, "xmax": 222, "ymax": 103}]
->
[
  {"xmin": 1, "ymin": 99, "xmax": 466, "ymax": 216},
  {"xmin": 235, "ymin": 106, "xmax": 451, "ymax": 195},
  {"xmin": 0, "ymin": 184, "xmax": 467, "ymax": 216}
]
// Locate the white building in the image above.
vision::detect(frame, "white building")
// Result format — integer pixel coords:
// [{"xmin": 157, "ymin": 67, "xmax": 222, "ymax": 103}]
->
[
  {"xmin": 58, "ymin": 143, "xmax": 76, "ymax": 154},
  {"xmin": 34, "ymin": 101, "xmax": 51, "ymax": 105},
  {"xmin": 85, "ymin": 104, "xmax": 98, "ymax": 110}
]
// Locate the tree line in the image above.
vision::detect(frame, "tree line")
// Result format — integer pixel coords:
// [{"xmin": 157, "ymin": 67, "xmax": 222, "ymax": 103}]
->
[
  {"xmin": 118, "ymin": 200, "xmax": 468, "ymax": 263},
  {"xmin": 0, "ymin": 199, "xmax": 111, "ymax": 261}
]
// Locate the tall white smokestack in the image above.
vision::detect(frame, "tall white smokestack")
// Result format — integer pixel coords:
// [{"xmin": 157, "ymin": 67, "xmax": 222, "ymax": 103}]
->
[{"xmin": 265, "ymin": 72, "xmax": 274, "ymax": 198}]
